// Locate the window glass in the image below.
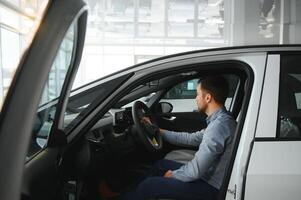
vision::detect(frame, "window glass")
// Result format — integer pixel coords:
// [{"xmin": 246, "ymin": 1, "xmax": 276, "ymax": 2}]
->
[
  {"xmin": 0, "ymin": 28, "xmax": 20, "ymax": 103},
  {"xmin": 0, "ymin": 1, "xmax": 49, "ymax": 109},
  {"xmin": 0, "ymin": 6, "xmax": 19, "ymax": 28},
  {"xmin": 138, "ymin": 0, "xmax": 164, "ymax": 37},
  {"xmin": 168, "ymin": 0, "xmax": 194, "ymax": 37},
  {"xmin": 63, "ymin": 73, "xmax": 133, "ymax": 131},
  {"xmin": 198, "ymin": 0, "xmax": 224, "ymax": 40},
  {"xmin": 278, "ymin": 55, "xmax": 301, "ymax": 138},
  {"xmin": 160, "ymin": 79, "xmax": 198, "ymax": 112},
  {"xmin": 163, "ymin": 79, "xmax": 198, "ymax": 99},
  {"xmin": 103, "ymin": 0, "xmax": 135, "ymax": 38},
  {"xmin": 26, "ymin": 22, "xmax": 76, "ymax": 160},
  {"xmin": 40, "ymin": 32, "xmax": 74, "ymax": 104},
  {"xmin": 161, "ymin": 75, "xmax": 239, "ymax": 112}
]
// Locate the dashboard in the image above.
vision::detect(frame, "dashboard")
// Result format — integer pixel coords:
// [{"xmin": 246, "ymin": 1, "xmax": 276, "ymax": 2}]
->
[
  {"xmin": 85, "ymin": 107, "xmax": 135, "ymax": 148},
  {"xmin": 110, "ymin": 107, "xmax": 134, "ymax": 133},
  {"xmin": 114, "ymin": 108, "xmax": 133, "ymax": 126},
  {"xmin": 80, "ymin": 107, "xmax": 136, "ymax": 177}
]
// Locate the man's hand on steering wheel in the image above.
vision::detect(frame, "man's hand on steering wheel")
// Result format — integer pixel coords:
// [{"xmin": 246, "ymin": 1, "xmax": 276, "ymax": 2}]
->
[
  {"xmin": 132, "ymin": 101, "xmax": 163, "ymax": 152},
  {"xmin": 141, "ymin": 117, "xmax": 164, "ymax": 134},
  {"xmin": 141, "ymin": 117, "xmax": 152, "ymax": 124}
]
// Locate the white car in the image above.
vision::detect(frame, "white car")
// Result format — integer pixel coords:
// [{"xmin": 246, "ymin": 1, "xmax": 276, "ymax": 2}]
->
[{"xmin": 0, "ymin": 1, "xmax": 301, "ymax": 200}]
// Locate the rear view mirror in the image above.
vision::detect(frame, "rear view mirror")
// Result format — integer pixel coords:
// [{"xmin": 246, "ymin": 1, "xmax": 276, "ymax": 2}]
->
[{"xmin": 156, "ymin": 102, "xmax": 173, "ymax": 114}]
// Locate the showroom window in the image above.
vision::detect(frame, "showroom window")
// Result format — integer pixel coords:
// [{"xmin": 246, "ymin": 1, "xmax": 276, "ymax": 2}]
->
[
  {"xmin": 138, "ymin": 0, "xmax": 165, "ymax": 37},
  {"xmin": 168, "ymin": 0, "xmax": 194, "ymax": 37},
  {"xmin": 103, "ymin": 0, "xmax": 135, "ymax": 38},
  {"xmin": 0, "ymin": 0, "xmax": 49, "ymax": 108},
  {"xmin": 0, "ymin": 27, "xmax": 20, "ymax": 100},
  {"xmin": 277, "ymin": 55, "xmax": 301, "ymax": 139}
]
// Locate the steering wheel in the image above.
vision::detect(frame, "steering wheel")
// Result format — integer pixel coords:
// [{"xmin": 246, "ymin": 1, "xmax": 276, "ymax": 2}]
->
[{"xmin": 132, "ymin": 101, "xmax": 163, "ymax": 152}]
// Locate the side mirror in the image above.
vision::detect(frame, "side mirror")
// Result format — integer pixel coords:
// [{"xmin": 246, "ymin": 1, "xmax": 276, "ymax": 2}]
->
[{"xmin": 156, "ymin": 102, "xmax": 173, "ymax": 114}]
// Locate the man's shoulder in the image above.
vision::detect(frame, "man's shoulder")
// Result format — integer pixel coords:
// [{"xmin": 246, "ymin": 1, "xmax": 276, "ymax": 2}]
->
[
  {"xmin": 207, "ymin": 113, "xmax": 236, "ymax": 135},
  {"xmin": 215, "ymin": 111, "xmax": 236, "ymax": 125}
]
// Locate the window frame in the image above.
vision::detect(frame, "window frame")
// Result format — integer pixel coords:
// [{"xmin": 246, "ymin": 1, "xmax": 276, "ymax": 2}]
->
[
  {"xmin": 26, "ymin": 21, "xmax": 78, "ymax": 159},
  {"xmin": 25, "ymin": 10, "xmax": 88, "ymax": 160},
  {"xmin": 276, "ymin": 53, "xmax": 301, "ymax": 141}
]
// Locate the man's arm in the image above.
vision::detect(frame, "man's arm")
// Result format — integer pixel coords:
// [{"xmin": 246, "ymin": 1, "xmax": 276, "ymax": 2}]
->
[
  {"xmin": 170, "ymin": 122, "xmax": 232, "ymax": 182},
  {"xmin": 141, "ymin": 117, "xmax": 204, "ymax": 147},
  {"xmin": 161, "ymin": 129, "xmax": 205, "ymax": 147}
]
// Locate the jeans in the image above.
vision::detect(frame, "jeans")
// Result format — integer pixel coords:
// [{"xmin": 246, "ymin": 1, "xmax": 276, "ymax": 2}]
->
[{"xmin": 121, "ymin": 159, "xmax": 219, "ymax": 200}]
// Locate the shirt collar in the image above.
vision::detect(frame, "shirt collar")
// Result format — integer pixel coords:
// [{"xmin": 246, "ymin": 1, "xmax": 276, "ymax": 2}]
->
[{"xmin": 206, "ymin": 107, "xmax": 225, "ymax": 125}]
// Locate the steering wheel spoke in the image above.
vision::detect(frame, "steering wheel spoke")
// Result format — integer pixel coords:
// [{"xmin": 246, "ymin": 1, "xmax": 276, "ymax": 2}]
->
[{"xmin": 151, "ymin": 137, "xmax": 159, "ymax": 146}]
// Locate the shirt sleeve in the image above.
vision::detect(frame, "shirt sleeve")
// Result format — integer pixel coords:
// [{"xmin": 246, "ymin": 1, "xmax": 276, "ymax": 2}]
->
[
  {"xmin": 170, "ymin": 121, "xmax": 231, "ymax": 182},
  {"xmin": 162, "ymin": 129, "xmax": 205, "ymax": 147}
]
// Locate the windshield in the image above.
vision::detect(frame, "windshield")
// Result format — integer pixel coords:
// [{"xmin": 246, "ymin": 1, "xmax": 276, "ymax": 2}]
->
[{"xmin": 63, "ymin": 73, "xmax": 133, "ymax": 132}]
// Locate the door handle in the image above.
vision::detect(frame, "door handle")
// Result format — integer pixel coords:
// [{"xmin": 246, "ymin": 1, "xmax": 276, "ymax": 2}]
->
[{"xmin": 163, "ymin": 116, "xmax": 176, "ymax": 121}]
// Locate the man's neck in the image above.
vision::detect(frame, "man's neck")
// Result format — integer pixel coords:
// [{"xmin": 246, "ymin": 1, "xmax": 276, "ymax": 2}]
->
[{"xmin": 206, "ymin": 104, "xmax": 223, "ymax": 117}]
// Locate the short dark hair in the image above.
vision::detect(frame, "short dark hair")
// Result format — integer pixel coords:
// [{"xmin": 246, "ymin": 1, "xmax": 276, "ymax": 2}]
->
[{"xmin": 198, "ymin": 76, "xmax": 229, "ymax": 105}]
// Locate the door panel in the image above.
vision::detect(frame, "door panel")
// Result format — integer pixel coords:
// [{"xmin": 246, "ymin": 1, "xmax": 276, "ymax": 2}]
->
[
  {"xmin": 245, "ymin": 141, "xmax": 301, "ymax": 200},
  {"xmin": 156, "ymin": 112, "xmax": 207, "ymax": 132},
  {"xmin": 22, "ymin": 148, "xmax": 60, "ymax": 199}
]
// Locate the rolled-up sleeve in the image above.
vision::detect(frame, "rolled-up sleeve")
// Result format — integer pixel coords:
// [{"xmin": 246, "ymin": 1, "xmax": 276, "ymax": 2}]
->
[
  {"xmin": 162, "ymin": 129, "xmax": 205, "ymax": 147},
  {"xmin": 170, "ymin": 121, "xmax": 231, "ymax": 182}
]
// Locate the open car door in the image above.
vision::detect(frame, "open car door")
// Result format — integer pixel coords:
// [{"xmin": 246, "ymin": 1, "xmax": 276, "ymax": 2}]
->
[{"xmin": 0, "ymin": 1, "xmax": 87, "ymax": 200}]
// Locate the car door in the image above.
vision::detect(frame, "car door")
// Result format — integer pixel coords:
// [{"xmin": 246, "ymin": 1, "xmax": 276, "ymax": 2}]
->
[
  {"xmin": 244, "ymin": 53, "xmax": 301, "ymax": 200},
  {"xmin": 0, "ymin": 1, "xmax": 87, "ymax": 200}
]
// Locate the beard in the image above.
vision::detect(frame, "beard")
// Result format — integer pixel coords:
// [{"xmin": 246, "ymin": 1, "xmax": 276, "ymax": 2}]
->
[{"xmin": 197, "ymin": 103, "xmax": 207, "ymax": 113}]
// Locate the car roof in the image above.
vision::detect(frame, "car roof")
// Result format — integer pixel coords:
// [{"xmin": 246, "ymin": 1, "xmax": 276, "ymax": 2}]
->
[{"xmin": 70, "ymin": 45, "xmax": 301, "ymax": 96}]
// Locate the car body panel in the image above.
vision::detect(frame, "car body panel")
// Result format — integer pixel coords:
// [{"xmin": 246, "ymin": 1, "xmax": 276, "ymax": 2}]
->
[
  {"xmin": 245, "ymin": 141, "xmax": 301, "ymax": 200},
  {"xmin": 255, "ymin": 55, "xmax": 280, "ymax": 138},
  {"xmin": 224, "ymin": 53, "xmax": 267, "ymax": 200}
]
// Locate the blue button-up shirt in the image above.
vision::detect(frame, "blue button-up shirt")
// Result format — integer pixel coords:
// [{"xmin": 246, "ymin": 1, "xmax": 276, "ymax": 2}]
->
[{"xmin": 162, "ymin": 107, "xmax": 237, "ymax": 189}]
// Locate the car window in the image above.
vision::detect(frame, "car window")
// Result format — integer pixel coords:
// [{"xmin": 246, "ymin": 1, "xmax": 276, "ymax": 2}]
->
[
  {"xmin": 26, "ymin": 21, "xmax": 76, "ymax": 160},
  {"xmin": 121, "ymin": 92, "xmax": 157, "ymax": 109},
  {"xmin": 164, "ymin": 79, "xmax": 199, "ymax": 100},
  {"xmin": 160, "ymin": 79, "xmax": 199, "ymax": 112},
  {"xmin": 63, "ymin": 73, "xmax": 133, "ymax": 132},
  {"xmin": 160, "ymin": 75, "xmax": 239, "ymax": 112},
  {"xmin": 277, "ymin": 55, "xmax": 301, "ymax": 138}
]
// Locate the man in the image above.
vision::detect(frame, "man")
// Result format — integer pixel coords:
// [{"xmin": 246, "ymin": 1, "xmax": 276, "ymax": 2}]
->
[{"xmin": 122, "ymin": 76, "xmax": 237, "ymax": 200}]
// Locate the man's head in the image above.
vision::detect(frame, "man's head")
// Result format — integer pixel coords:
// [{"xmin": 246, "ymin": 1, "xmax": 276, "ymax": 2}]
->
[{"xmin": 195, "ymin": 76, "xmax": 229, "ymax": 114}]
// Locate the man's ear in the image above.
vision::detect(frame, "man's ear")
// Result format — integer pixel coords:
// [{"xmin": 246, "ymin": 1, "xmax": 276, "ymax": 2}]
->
[{"xmin": 206, "ymin": 93, "xmax": 212, "ymax": 103}]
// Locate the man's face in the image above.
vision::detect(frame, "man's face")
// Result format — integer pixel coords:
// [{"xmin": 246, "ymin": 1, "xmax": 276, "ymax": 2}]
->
[{"xmin": 195, "ymin": 84, "xmax": 210, "ymax": 113}]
